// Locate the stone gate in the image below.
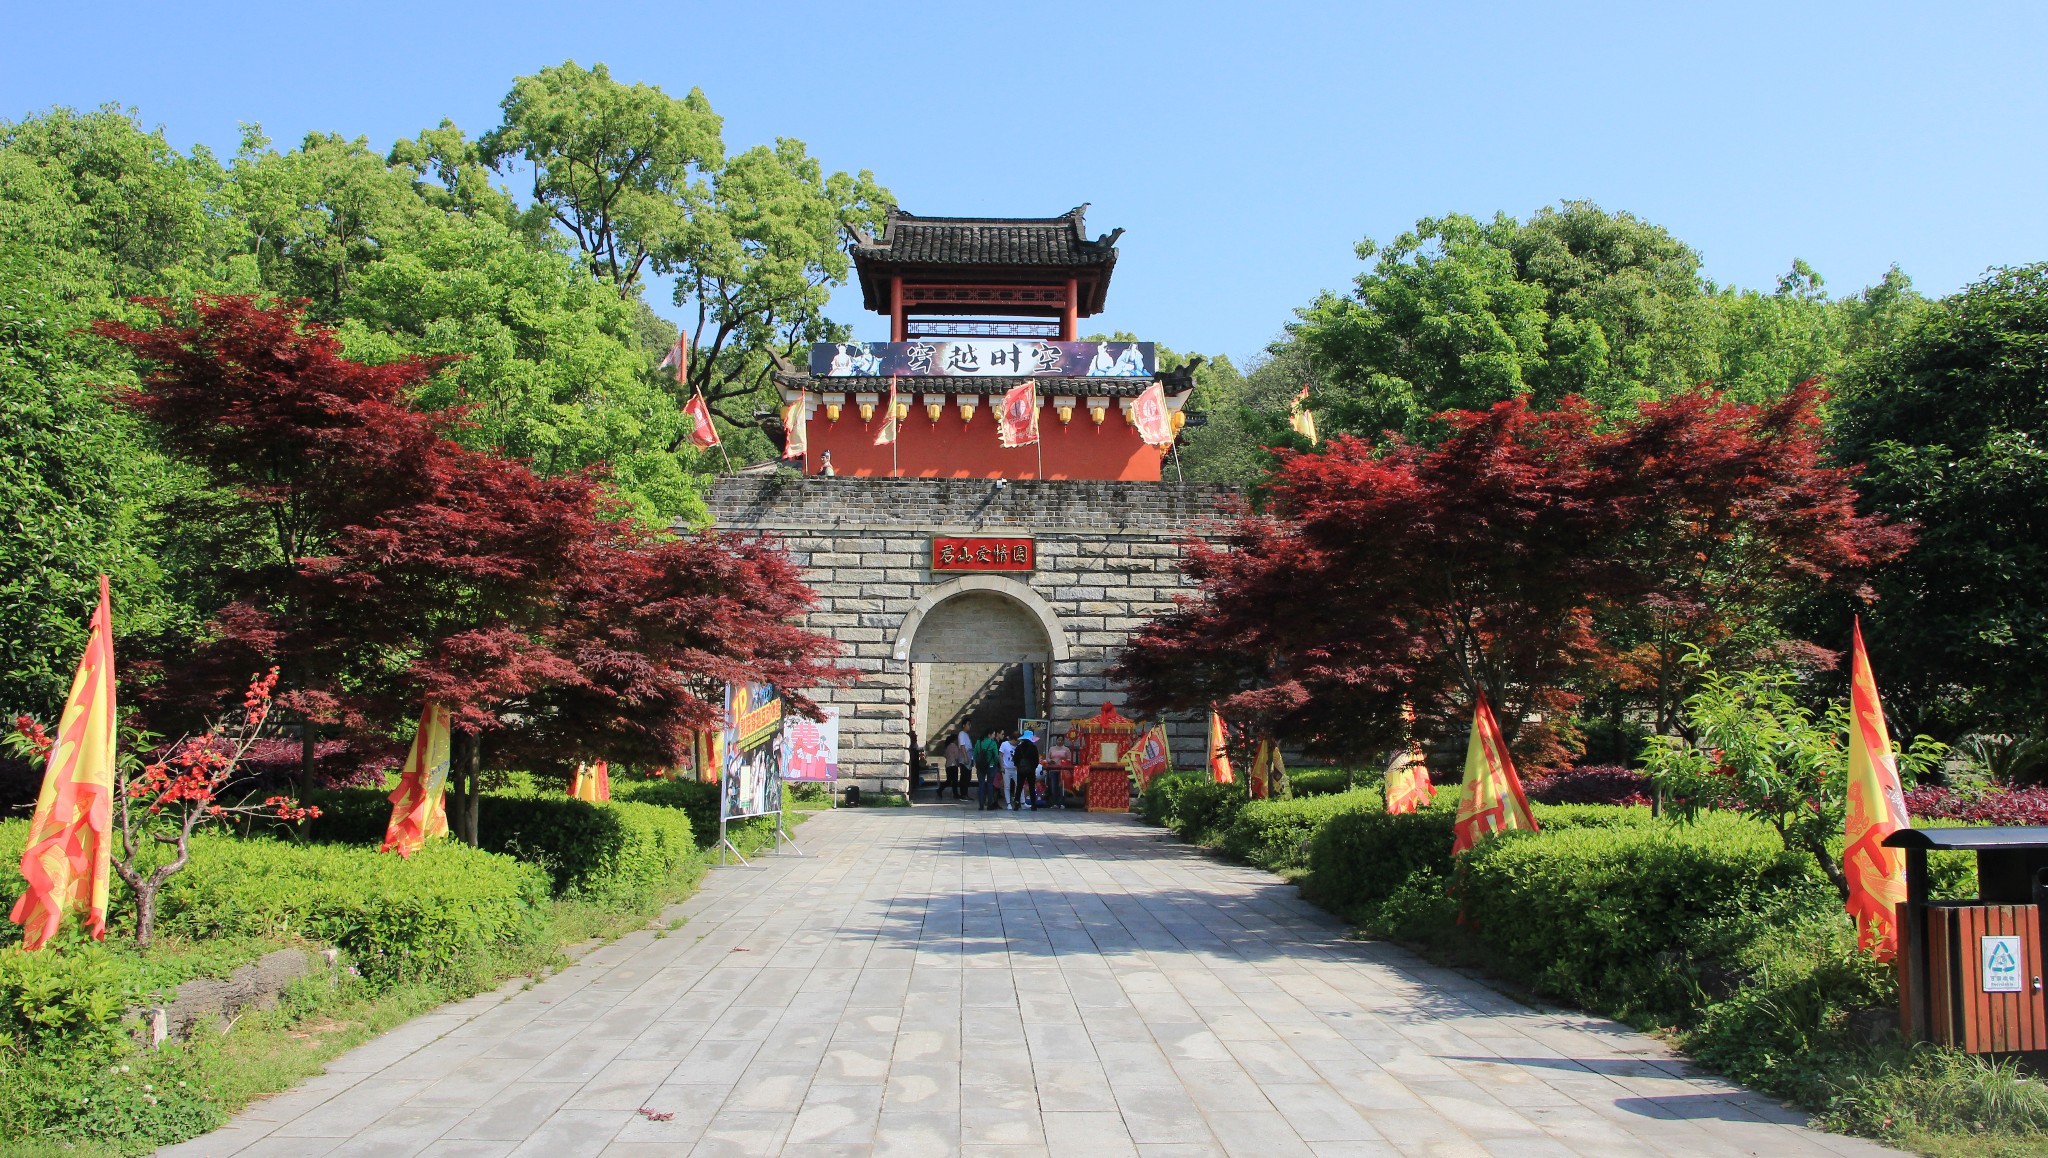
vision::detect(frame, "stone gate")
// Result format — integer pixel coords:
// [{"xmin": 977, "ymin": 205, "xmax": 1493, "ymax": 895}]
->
[{"xmin": 708, "ymin": 476, "xmax": 1232, "ymax": 793}]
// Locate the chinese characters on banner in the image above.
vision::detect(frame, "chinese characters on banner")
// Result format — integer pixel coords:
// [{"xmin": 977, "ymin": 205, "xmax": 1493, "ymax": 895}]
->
[
  {"xmin": 813, "ymin": 340, "xmax": 1154, "ymax": 379},
  {"xmin": 931, "ymin": 536, "xmax": 1035, "ymax": 572}
]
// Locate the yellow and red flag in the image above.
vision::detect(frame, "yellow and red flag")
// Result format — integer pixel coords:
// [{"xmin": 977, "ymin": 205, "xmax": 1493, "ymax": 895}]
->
[
  {"xmin": 684, "ymin": 390, "xmax": 720, "ymax": 449},
  {"xmin": 874, "ymin": 375, "xmax": 901, "ymax": 446},
  {"xmin": 1844, "ymin": 618, "xmax": 1912, "ymax": 959},
  {"xmin": 1451, "ymin": 690, "xmax": 1538, "ymax": 854},
  {"xmin": 1385, "ymin": 703, "xmax": 1434, "ymax": 815},
  {"xmin": 381, "ymin": 701, "xmax": 452, "ymax": 857},
  {"xmin": 11, "ymin": 576, "xmax": 117, "ymax": 949},
  {"xmin": 998, "ymin": 380, "xmax": 1040, "ymax": 448},
  {"xmin": 782, "ymin": 390, "xmax": 808, "ymax": 460},
  {"xmin": 570, "ymin": 759, "xmax": 612, "ymax": 803},
  {"xmin": 1289, "ymin": 384, "xmax": 1319, "ymax": 445},
  {"xmin": 1207, "ymin": 710, "xmax": 1235, "ymax": 784},
  {"xmin": 1248, "ymin": 736, "xmax": 1283, "ymax": 800}
]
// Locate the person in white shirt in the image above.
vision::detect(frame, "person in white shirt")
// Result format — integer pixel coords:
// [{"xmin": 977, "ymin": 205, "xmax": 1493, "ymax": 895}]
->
[{"xmin": 999, "ymin": 736, "xmax": 1019, "ymax": 809}]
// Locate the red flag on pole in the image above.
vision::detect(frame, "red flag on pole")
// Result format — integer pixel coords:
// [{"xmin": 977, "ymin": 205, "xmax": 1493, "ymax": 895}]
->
[
  {"xmin": 684, "ymin": 391, "xmax": 721, "ymax": 449},
  {"xmin": 1131, "ymin": 381, "xmax": 1173, "ymax": 447},
  {"xmin": 874, "ymin": 376, "xmax": 900, "ymax": 446},
  {"xmin": 1451, "ymin": 690, "xmax": 1537, "ymax": 854},
  {"xmin": 11, "ymin": 576, "xmax": 117, "ymax": 949},
  {"xmin": 998, "ymin": 380, "xmax": 1040, "ymax": 447},
  {"xmin": 1844, "ymin": 617, "xmax": 1911, "ymax": 959}
]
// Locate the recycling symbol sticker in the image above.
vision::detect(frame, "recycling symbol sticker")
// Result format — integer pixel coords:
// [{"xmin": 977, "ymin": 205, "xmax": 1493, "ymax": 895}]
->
[{"xmin": 1982, "ymin": 935, "xmax": 2023, "ymax": 993}]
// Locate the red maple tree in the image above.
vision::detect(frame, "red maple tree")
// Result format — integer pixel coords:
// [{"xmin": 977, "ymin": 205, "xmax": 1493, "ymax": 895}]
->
[
  {"xmin": 100, "ymin": 297, "xmax": 844, "ymax": 838},
  {"xmin": 1114, "ymin": 389, "xmax": 1906, "ymax": 766}
]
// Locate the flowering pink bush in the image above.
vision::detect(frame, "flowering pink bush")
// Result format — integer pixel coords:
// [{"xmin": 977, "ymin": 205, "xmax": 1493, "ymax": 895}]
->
[
  {"xmin": 1904, "ymin": 785, "xmax": 2048, "ymax": 826},
  {"xmin": 1524, "ymin": 765, "xmax": 1653, "ymax": 806}
]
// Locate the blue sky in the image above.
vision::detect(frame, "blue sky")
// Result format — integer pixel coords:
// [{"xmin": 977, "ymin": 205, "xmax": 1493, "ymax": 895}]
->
[{"xmin": 5, "ymin": 1, "xmax": 2043, "ymax": 366}]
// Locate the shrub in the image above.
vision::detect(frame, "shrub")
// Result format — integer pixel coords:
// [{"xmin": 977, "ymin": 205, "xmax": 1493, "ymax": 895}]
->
[
  {"xmin": 612, "ymin": 776, "xmax": 721, "ymax": 847},
  {"xmin": 1302, "ymin": 806, "xmax": 1457, "ymax": 921},
  {"xmin": 1456, "ymin": 813, "xmax": 1823, "ymax": 1024},
  {"xmin": 311, "ymin": 786, "xmax": 699, "ymax": 907},
  {"xmin": 1159, "ymin": 778, "xmax": 1248, "ymax": 844},
  {"xmin": 1217, "ymin": 789, "xmax": 1381, "ymax": 873},
  {"xmin": 1301, "ymin": 801, "xmax": 1655, "ymax": 924},
  {"xmin": 1283, "ymin": 767, "xmax": 1356, "ymax": 797},
  {"xmin": 1904, "ymin": 785, "xmax": 2048, "ymax": 826},
  {"xmin": 481, "ymin": 796, "xmax": 696, "ymax": 908},
  {"xmin": 1138, "ymin": 771, "xmax": 1207, "ymax": 828},
  {"xmin": 1523, "ymin": 764, "xmax": 1651, "ymax": 806},
  {"xmin": 155, "ymin": 836, "xmax": 550, "ymax": 985}
]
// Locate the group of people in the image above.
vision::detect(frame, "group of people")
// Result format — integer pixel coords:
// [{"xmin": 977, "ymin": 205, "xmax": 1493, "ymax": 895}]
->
[{"xmin": 938, "ymin": 726, "xmax": 1066, "ymax": 810}]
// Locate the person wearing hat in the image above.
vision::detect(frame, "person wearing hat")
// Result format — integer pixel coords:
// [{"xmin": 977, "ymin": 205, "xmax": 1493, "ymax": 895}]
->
[{"xmin": 1014, "ymin": 729, "xmax": 1041, "ymax": 811}]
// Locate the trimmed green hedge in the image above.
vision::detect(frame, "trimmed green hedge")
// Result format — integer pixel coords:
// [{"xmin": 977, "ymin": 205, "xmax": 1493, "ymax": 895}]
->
[
  {"xmin": 310, "ymin": 785, "xmax": 698, "ymax": 908},
  {"xmin": 158, "ymin": 836, "xmax": 550, "ymax": 985},
  {"xmin": 1217, "ymin": 788, "xmax": 1382, "ymax": 874},
  {"xmin": 1284, "ymin": 767, "xmax": 1358, "ymax": 797},
  {"xmin": 1457, "ymin": 814, "xmax": 1823, "ymax": 1022}
]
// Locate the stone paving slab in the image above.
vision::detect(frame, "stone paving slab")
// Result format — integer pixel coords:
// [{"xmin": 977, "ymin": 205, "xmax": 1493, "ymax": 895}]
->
[{"xmin": 160, "ymin": 804, "xmax": 1903, "ymax": 1157}]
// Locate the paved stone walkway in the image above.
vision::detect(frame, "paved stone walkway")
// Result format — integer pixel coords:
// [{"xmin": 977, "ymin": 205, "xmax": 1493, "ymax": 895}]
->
[{"xmin": 163, "ymin": 804, "xmax": 1900, "ymax": 1157}]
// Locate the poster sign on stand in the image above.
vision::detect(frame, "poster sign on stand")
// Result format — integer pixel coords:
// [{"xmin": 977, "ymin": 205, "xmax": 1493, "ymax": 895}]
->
[
  {"xmin": 716, "ymin": 682, "xmax": 804, "ymax": 864},
  {"xmin": 781, "ymin": 707, "xmax": 839, "ymax": 783}
]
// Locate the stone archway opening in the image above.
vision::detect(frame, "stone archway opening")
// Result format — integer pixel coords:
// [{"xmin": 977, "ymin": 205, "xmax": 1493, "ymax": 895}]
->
[{"xmin": 897, "ymin": 583, "xmax": 1065, "ymax": 781}]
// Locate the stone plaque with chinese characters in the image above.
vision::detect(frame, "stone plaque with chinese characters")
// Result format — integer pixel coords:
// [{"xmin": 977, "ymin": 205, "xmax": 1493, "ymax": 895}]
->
[{"xmin": 930, "ymin": 536, "xmax": 1034, "ymax": 572}]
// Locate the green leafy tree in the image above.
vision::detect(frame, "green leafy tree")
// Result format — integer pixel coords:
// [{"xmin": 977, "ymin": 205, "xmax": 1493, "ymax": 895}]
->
[
  {"xmin": 1833, "ymin": 263, "xmax": 2048, "ymax": 737},
  {"xmin": 0, "ymin": 241, "xmax": 188, "ymax": 717},
  {"xmin": 481, "ymin": 60, "xmax": 724, "ymax": 298},
  {"xmin": 668, "ymin": 138, "xmax": 889, "ymax": 438},
  {"xmin": 1292, "ymin": 201, "xmax": 1925, "ymax": 440}
]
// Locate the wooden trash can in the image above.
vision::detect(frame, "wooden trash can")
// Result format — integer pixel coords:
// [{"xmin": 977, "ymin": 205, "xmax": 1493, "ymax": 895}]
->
[{"xmin": 1885, "ymin": 826, "xmax": 2048, "ymax": 1055}]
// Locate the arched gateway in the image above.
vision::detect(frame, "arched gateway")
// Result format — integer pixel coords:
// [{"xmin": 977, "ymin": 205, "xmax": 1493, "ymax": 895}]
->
[{"xmin": 703, "ymin": 206, "xmax": 1232, "ymax": 793}]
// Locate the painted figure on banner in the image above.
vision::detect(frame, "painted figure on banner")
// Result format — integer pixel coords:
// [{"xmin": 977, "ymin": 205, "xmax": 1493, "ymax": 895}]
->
[
  {"xmin": 1451, "ymin": 691, "xmax": 1538, "ymax": 854},
  {"xmin": 780, "ymin": 707, "xmax": 839, "ymax": 783},
  {"xmin": 1843, "ymin": 617, "xmax": 1912, "ymax": 959},
  {"xmin": 998, "ymin": 381, "xmax": 1040, "ymax": 447},
  {"xmin": 1131, "ymin": 381, "xmax": 1173, "ymax": 446},
  {"xmin": 812, "ymin": 340, "xmax": 1152, "ymax": 380},
  {"xmin": 11, "ymin": 577, "xmax": 117, "ymax": 949},
  {"xmin": 1124, "ymin": 723, "xmax": 1171, "ymax": 789},
  {"xmin": 381, "ymin": 701, "xmax": 452, "ymax": 857}
]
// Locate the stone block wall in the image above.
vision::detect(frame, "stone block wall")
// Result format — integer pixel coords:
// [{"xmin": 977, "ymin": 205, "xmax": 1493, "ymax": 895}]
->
[{"xmin": 706, "ymin": 477, "xmax": 1235, "ymax": 793}]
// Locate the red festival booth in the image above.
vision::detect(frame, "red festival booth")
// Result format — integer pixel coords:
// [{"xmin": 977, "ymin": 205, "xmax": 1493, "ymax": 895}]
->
[{"xmin": 1068, "ymin": 703, "xmax": 1142, "ymax": 812}]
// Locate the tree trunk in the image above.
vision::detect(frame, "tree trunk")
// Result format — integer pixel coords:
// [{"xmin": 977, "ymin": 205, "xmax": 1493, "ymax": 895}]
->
[
  {"xmin": 133, "ymin": 879, "xmax": 159, "ymax": 949},
  {"xmin": 465, "ymin": 738, "xmax": 482, "ymax": 846},
  {"xmin": 298, "ymin": 716, "xmax": 317, "ymax": 833}
]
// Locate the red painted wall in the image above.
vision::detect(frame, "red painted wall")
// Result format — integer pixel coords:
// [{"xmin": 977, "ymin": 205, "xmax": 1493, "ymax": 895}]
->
[{"xmin": 800, "ymin": 402, "xmax": 1165, "ymax": 481}]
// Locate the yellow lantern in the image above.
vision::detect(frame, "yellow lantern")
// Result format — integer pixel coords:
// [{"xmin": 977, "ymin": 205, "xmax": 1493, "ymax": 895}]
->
[
  {"xmin": 1170, "ymin": 410, "xmax": 1186, "ymax": 432},
  {"xmin": 925, "ymin": 399, "xmax": 944, "ymax": 422},
  {"xmin": 858, "ymin": 400, "xmax": 876, "ymax": 422},
  {"xmin": 1090, "ymin": 402, "xmax": 1108, "ymax": 426},
  {"xmin": 1057, "ymin": 403, "xmax": 1075, "ymax": 424},
  {"xmin": 957, "ymin": 396, "xmax": 978, "ymax": 423},
  {"xmin": 825, "ymin": 402, "xmax": 843, "ymax": 423}
]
